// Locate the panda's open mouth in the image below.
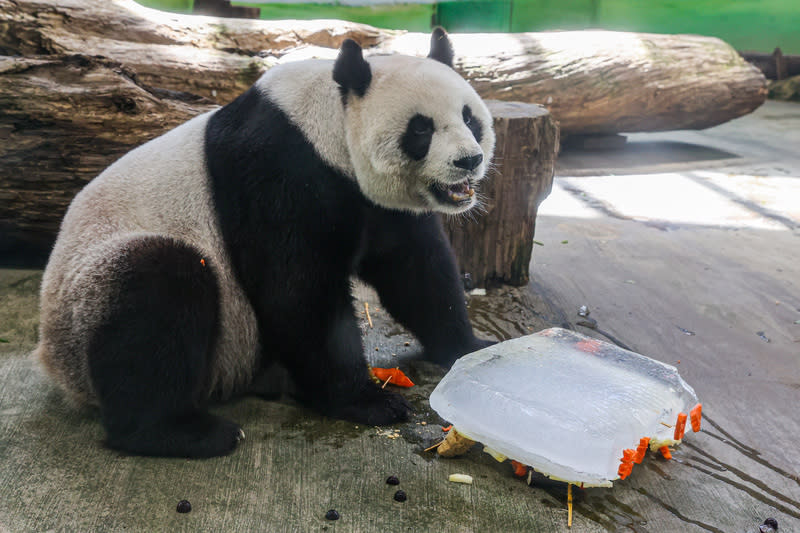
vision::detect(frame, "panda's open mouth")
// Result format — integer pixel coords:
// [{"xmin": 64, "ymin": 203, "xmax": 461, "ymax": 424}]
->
[{"xmin": 430, "ymin": 179, "xmax": 474, "ymax": 206}]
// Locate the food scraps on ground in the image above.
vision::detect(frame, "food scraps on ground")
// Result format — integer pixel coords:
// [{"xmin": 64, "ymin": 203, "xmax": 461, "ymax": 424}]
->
[
  {"xmin": 376, "ymin": 428, "xmax": 402, "ymax": 440},
  {"xmin": 176, "ymin": 500, "xmax": 192, "ymax": 513},
  {"xmin": 448, "ymin": 474, "xmax": 473, "ymax": 484},
  {"xmin": 435, "ymin": 428, "xmax": 476, "ymax": 457},
  {"xmin": 386, "ymin": 475, "xmax": 400, "ymax": 485},
  {"xmin": 393, "ymin": 490, "xmax": 407, "ymax": 502},
  {"xmin": 370, "ymin": 367, "xmax": 414, "ymax": 387},
  {"xmin": 325, "ymin": 509, "xmax": 340, "ymax": 521}
]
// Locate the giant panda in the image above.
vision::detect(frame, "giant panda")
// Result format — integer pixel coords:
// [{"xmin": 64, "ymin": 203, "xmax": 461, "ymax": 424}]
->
[{"xmin": 35, "ymin": 29, "xmax": 495, "ymax": 458}]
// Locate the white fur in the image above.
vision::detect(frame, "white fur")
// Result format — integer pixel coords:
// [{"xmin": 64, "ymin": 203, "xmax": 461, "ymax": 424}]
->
[
  {"xmin": 37, "ymin": 113, "xmax": 260, "ymax": 404},
  {"xmin": 256, "ymin": 60, "xmax": 356, "ymax": 179},
  {"xmin": 263, "ymin": 54, "xmax": 495, "ymax": 214}
]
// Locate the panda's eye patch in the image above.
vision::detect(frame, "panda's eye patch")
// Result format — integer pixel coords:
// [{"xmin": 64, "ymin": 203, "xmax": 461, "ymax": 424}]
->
[
  {"xmin": 401, "ymin": 114, "xmax": 435, "ymax": 161},
  {"xmin": 410, "ymin": 115, "xmax": 434, "ymax": 136},
  {"xmin": 463, "ymin": 105, "xmax": 483, "ymax": 143}
]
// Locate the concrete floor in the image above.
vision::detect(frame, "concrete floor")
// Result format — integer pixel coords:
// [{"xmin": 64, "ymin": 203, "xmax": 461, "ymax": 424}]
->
[{"xmin": 1, "ymin": 101, "xmax": 799, "ymax": 532}]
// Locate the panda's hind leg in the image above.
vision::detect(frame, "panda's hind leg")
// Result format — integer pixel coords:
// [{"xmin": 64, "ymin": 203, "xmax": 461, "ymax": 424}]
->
[{"xmin": 86, "ymin": 235, "xmax": 243, "ymax": 458}]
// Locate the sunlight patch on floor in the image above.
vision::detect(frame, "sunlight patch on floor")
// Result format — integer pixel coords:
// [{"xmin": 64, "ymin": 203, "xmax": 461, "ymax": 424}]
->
[{"xmin": 543, "ymin": 171, "xmax": 798, "ymax": 231}]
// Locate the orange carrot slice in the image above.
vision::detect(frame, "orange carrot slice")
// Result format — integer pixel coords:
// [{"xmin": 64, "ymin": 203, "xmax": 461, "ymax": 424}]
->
[
  {"xmin": 370, "ymin": 367, "xmax": 414, "ymax": 387},
  {"xmin": 674, "ymin": 412, "xmax": 688, "ymax": 440},
  {"xmin": 511, "ymin": 460, "xmax": 527, "ymax": 477},
  {"xmin": 618, "ymin": 449, "xmax": 636, "ymax": 479},
  {"xmin": 659, "ymin": 446, "xmax": 672, "ymax": 460},
  {"xmin": 690, "ymin": 403, "xmax": 703, "ymax": 432},
  {"xmin": 634, "ymin": 437, "xmax": 650, "ymax": 464}
]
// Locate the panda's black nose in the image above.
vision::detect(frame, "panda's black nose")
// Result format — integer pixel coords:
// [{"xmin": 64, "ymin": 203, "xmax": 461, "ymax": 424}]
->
[{"xmin": 453, "ymin": 154, "xmax": 483, "ymax": 171}]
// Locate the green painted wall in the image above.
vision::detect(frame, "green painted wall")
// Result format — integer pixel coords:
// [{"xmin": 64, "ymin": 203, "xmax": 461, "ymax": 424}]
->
[
  {"xmin": 437, "ymin": 0, "xmax": 800, "ymax": 53},
  {"xmin": 596, "ymin": 0, "xmax": 799, "ymax": 53},
  {"xmin": 135, "ymin": 1, "xmax": 800, "ymax": 54},
  {"xmin": 235, "ymin": 3, "xmax": 434, "ymax": 31},
  {"xmin": 137, "ymin": 0, "xmax": 193, "ymax": 12}
]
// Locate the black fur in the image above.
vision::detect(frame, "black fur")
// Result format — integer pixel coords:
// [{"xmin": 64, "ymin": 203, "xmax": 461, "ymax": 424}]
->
[
  {"xmin": 428, "ymin": 27, "xmax": 455, "ymax": 68},
  {"xmin": 86, "ymin": 236, "xmax": 241, "ymax": 457},
  {"xmin": 205, "ymin": 86, "xmax": 487, "ymax": 420},
  {"xmin": 87, "ymin": 43, "xmax": 489, "ymax": 457},
  {"xmin": 401, "ymin": 114, "xmax": 435, "ymax": 161},
  {"xmin": 357, "ymin": 210, "xmax": 492, "ymax": 366},
  {"xmin": 462, "ymin": 105, "xmax": 483, "ymax": 143},
  {"xmin": 205, "ymin": 86, "xmax": 413, "ymax": 427},
  {"xmin": 333, "ymin": 39, "xmax": 372, "ymax": 103}
]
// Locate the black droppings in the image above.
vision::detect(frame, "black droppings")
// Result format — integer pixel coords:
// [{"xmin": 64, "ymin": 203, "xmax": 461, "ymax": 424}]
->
[
  {"xmin": 386, "ymin": 475, "xmax": 400, "ymax": 485},
  {"xmin": 176, "ymin": 500, "xmax": 192, "ymax": 513},
  {"xmin": 759, "ymin": 517, "xmax": 778, "ymax": 532},
  {"xmin": 325, "ymin": 509, "xmax": 340, "ymax": 521},
  {"xmin": 393, "ymin": 490, "xmax": 407, "ymax": 502}
]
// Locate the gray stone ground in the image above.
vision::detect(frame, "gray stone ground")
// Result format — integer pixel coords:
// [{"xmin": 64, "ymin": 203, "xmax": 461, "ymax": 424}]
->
[{"xmin": 1, "ymin": 101, "xmax": 799, "ymax": 532}]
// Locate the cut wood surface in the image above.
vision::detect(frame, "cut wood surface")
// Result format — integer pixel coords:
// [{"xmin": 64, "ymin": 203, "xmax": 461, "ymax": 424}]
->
[
  {"xmin": 1, "ymin": 0, "xmax": 767, "ymax": 246},
  {"xmin": 446, "ymin": 101, "xmax": 558, "ymax": 288}
]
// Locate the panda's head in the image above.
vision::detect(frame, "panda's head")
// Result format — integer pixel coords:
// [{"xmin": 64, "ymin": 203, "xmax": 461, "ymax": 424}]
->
[{"xmin": 333, "ymin": 29, "xmax": 495, "ymax": 215}]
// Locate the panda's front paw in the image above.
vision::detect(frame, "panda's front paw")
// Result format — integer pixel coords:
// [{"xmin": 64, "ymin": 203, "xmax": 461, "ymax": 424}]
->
[{"xmin": 330, "ymin": 387, "xmax": 412, "ymax": 426}]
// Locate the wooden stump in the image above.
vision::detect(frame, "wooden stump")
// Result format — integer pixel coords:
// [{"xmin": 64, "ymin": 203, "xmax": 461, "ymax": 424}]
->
[{"xmin": 445, "ymin": 101, "xmax": 559, "ymax": 288}]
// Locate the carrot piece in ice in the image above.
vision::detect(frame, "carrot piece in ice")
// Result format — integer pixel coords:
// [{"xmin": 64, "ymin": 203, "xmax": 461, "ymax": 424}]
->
[
  {"xmin": 674, "ymin": 412, "xmax": 688, "ymax": 440},
  {"xmin": 690, "ymin": 403, "xmax": 703, "ymax": 432}
]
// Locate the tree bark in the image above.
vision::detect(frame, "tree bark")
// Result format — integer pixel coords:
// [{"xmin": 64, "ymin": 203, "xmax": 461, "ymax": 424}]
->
[
  {"xmin": 0, "ymin": 0, "xmax": 766, "ymax": 247},
  {"xmin": 383, "ymin": 31, "xmax": 767, "ymax": 135},
  {"xmin": 445, "ymin": 101, "xmax": 558, "ymax": 288}
]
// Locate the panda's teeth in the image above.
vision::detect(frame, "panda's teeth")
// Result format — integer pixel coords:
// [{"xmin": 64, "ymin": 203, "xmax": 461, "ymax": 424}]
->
[
  {"xmin": 430, "ymin": 179, "xmax": 474, "ymax": 205},
  {"xmin": 447, "ymin": 180, "xmax": 473, "ymax": 203}
]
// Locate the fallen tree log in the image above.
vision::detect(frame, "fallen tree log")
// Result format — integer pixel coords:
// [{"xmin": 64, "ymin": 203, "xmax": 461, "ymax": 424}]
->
[
  {"xmin": 386, "ymin": 31, "xmax": 767, "ymax": 135},
  {"xmin": 0, "ymin": 0, "xmax": 767, "ymax": 247}
]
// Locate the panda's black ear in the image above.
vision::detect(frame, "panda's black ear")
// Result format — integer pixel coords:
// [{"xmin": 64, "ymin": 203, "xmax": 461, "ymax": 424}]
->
[
  {"xmin": 333, "ymin": 39, "xmax": 372, "ymax": 99},
  {"xmin": 428, "ymin": 27, "xmax": 454, "ymax": 68}
]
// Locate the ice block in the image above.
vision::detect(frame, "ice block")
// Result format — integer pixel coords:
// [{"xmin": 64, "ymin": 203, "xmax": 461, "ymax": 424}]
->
[{"xmin": 429, "ymin": 328, "xmax": 701, "ymax": 487}]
